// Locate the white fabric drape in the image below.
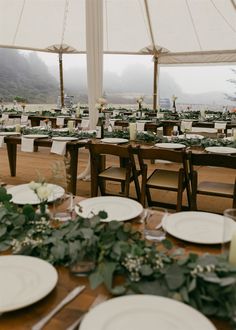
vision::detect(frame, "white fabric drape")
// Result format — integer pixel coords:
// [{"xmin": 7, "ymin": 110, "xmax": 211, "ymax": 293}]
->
[
  {"xmin": 77, "ymin": 0, "xmax": 103, "ymax": 180},
  {"xmin": 86, "ymin": 0, "xmax": 103, "ymax": 130}
]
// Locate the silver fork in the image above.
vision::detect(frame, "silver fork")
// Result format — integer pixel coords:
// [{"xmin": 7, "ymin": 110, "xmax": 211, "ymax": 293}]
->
[
  {"xmin": 66, "ymin": 294, "xmax": 108, "ymax": 330},
  {"xmin": 32, "ymin": 285, "xmax": 85, "ymax": 330}
]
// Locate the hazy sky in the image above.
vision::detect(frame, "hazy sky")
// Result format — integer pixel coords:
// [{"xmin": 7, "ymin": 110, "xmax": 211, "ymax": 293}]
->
[{"xmin": 35, "ymin": 51, "xmax": 236, "ymax": 95}]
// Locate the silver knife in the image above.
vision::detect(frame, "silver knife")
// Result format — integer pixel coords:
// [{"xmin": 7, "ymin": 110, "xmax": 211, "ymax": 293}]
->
[{"xmin": 32, "ymin": 285, "xmax": 85, "ymax": 330}]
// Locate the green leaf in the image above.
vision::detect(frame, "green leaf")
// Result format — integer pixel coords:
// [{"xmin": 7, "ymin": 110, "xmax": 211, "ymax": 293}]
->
[
  {"xmin": 110, "ymin": 285, "xmax": 127, "ymax": 296},
  {"xmin": 0, "ymin": 225, "xmax": 7, "ymax": 237},
  {"xmin": 162, "ymin": 239, "xmax": 173, "ymax": 250},
  {"xmin": 165, "ymin": 264, "xmax": 185, "ymax": 290},
  {"xmin": 79, "ymin": 228, "xmax": 94, "ymax": 239},
  {"xmin": 89, "ymin": 271, "xmax": 103, "ymax": 289},
  {"xmin": 131, "ymin": 280, "xmax": 169, "ymax": 296},
  {"xmin": 98, "ymin": 210, "xmax": 108, "ymax": 219},
  {"xmin": 99, "ymin": 262, "xmax": 117, "ymax": 290},
  {"xmin": 51, "ymin": 242, "xmax": 67, "ymax": 260},
  {"xmin": 140, "ymin": 264, "xmax": 153, "ymax": 276}
]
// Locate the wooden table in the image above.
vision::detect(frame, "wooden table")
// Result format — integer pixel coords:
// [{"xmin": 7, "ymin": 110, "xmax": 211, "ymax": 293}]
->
[
  {"xmin": 4, "ymin": 136, "xmax": 87, "ymax": 195},
  {"xmin": 0, "ymin": 204, "xmax": 232, "ymax": 330}
]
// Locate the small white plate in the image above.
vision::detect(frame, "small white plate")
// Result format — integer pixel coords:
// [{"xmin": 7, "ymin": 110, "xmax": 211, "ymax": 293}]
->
[
  {"xmin": 75, "ymin": 196, "xmax": 143, "ymax": 222},
  {"xmin": 7, "ymin": 183, "xmax": 65, "ymax": 205},
  {"xmin": 101, "ymin": 138, "xmax": 128, "ymax": 144},
  {"xmin": 163, "ymin": 211, "xmax": 236, "ymax": 244},
  {"xmin": 52, "ymin": 136, "xmax": 79, "ymax": 141},
  {"xmin": 0, "ymin": 255, "xmax": 58, "ymax": 312},
  {"xmin": 0, "ymin": 131, "xmax": 21, "ymax": 136},
  {"xmin": 23, "ymin": 134, "xmax": 49, "ymax": 139},
  {"xmin": 80, "ymin": 295, "xmax": 216, "ymax": 330},
  {"xmin": 154, "ymin": 143, "xmax": 186, "ymax": 149},
  {"xmin": 205, "ymin": 146, "xmax": 236, "ymax": 154}
]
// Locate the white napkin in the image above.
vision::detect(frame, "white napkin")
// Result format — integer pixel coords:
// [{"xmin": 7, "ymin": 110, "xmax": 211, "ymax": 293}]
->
[
  {"xmin": 21, "ymin": 136, "xmax": 35, "ymax": 152},
  {"xmin": 81, "ymin": 119, "xmax": 90, "ymax": 129},
  {"xmin": 21, "ymin": 115, "xmax": 28, "ymax": 124},
  {"xmin": 0, "ymin": 136, "xmax": 5, "ymax": 148},
  {"xmin": 215, "ymin": 122, "xmax": 226, "ymax": 130},
  {"xmin": 136, "ymin": 122, "xmax": 145, "ymax": 132},
  {"xmin": 51, "ymin": 140, "xmax": 67, "ymax": 155},
  {"xmin": 56, "ymin": 117, "xmax": 65, "ymax": 126}
]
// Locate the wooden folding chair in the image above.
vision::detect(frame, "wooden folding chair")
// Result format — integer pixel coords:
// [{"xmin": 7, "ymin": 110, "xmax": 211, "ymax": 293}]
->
[
  {"xmin": 88, "ymin": 142, "xmax": 141, "ymax": 200},
  {"xmin": 136, "ymin": 146, "xmax": 190, "ymax": 211},
  {"xmin": 187, "ymin": 151, "xmax": 236, "ymax": 210}
]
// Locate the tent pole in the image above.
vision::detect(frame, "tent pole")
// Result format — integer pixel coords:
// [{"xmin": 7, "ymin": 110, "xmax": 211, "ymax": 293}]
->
[
  {"xmin": 59, "ymin": 53, "xmax": 65, "ymax": 108},
  {"xmin": 153, "ymin": 54, "xmax": 158, "ymax": 110}
]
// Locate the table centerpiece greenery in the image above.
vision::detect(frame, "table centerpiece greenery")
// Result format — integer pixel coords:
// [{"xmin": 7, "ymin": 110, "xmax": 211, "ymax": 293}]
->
[{"xmin": 0, "ymin": 186, "xmax": 236, "ymax": 327}]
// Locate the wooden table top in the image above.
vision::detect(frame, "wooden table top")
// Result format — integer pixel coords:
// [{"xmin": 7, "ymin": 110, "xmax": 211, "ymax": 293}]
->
[{"xmin": 0, "ymin": 195, "xmax": 233, "ymax": 330}]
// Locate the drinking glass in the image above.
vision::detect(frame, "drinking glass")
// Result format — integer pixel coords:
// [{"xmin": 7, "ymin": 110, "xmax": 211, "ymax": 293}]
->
[
  {"xmin": 222, "ymin": 208, "xmax": 236, "ymax": 255},
  {"xmin": 143, "ymin": 207, "xmax": 168, "ymax": 242},
  {"xmin": 53, "ymin": 193, "xmax": 75, "ymax": 222}
]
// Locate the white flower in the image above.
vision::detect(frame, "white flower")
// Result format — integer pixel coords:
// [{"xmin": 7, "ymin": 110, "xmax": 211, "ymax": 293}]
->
[
  {"xmin": 97, "ymin": 97, "xmax": 108, "ymax": 106},
  {"xmin": 136, "ymin": 96, "xmax": 144, "ymax": 104},
  {"xmin": 172, "ymin": 95, "xmax": 178, "ymax": 101},
  {"xmin": 36, "ymin": 184, "xmax": 52, "ymax": 201},
  {"xmin": 29, "ymin": 181, "xmax": 41, "ymax": 191}
]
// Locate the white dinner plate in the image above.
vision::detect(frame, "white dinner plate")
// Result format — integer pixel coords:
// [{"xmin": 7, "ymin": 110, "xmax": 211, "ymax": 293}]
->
[
  {"xmin": 52, "ymin": 136, "xmax": 79, "ymax": 141},
  {"xmin": 154, "ymin": 143, "xmax": 186, "ymax": 149},
  {"xmin": 163, "ymin": 211, "xmax": 236, "ymax": 244},
  {"xmin": 7, "ymin": 183, "xmax": 65, "ymax": 205},
  {"xmin": 0, "ymin": 255, "xmax": 58, "ymax": 312},
  {"xmin": 0, "ymin": 131, "xmax": 20, "ymax": 136},
  {"xmin": 80, "ymin": 295, "xmax": 216, "ymax": 330},
  {"xmin": 101, "ymin": 138, "xmax": 129, "ymax": 144},
  {"xmin": 23, "ymin": 134, "xmax": 49, "ymax": 139},
  {"xmin": 178, "ymin": 134, "xmax": 204, "ymax": 139},
  {"xmin": 75, "ymin": 196, "xmax": 143, "ymax": 222},
  {"xmin": 205, "ymin": 146, "xmax": 236, "ymax": 154}
]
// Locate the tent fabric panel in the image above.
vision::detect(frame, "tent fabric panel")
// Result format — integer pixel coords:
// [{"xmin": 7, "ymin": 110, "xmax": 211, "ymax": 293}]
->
[{"xmin": 103, "ymin": 0, "xmax": 151, "ymax": 53}]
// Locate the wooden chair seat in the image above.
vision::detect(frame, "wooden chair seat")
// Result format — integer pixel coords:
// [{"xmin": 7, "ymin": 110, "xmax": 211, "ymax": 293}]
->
[
  {"xmin": 88, "ymin": 142, "xmax": 141, "ymax": 200},
  {"xmin": 99, "ymin": 166, "xmax": 127, "ymax": 181},
  {"xmin": 197, "ymin": 181, "xmax": 234, "ymax": 197},
  {"xmin": 148, "ymin": 169, "xmax": 181, "ymax": 189},
  {"xmin": 137, "ymin": 146, "xmax": 189, "ymax": 211},
  {"xmin": 187, "ymin": 151, "xmax": 236, "ymax": 210}
]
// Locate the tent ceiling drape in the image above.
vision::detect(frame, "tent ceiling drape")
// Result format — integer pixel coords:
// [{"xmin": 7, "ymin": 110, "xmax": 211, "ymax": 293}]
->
[{"xmin": 0, "ymin": 0, "xmax": 235, "ymax": 64}]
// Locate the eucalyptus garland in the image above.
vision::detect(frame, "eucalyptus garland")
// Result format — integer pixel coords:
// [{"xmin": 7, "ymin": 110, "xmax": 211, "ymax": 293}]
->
[{"xmin": 0, "ymin": 186, "xmax": 236, "ymax": 327}]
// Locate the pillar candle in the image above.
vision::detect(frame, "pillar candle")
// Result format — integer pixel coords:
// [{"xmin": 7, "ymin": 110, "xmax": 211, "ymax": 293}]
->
[
  {"xmin": 229, "ymin": 231, "xmax": 236, "ymax": 265},
  {"xmin": 15, "ymin": 124, "xmax": 21, "ymax": 133},
  {"xmin": 129, "ymin": 122, "xmax": 137, "ymax": 141},
  {"xmin": 67, "ymin": 120, "xmax": 75, "ymax": 132}
]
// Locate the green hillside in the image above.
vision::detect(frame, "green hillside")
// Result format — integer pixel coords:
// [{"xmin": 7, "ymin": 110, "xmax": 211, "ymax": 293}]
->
[{"xmin": 0, "ymin": 48, "xmax": 58, "ymax": 103}]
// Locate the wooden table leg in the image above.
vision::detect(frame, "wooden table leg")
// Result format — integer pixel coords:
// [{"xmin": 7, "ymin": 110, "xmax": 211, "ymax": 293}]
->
[
  {"xmin": 65, "ymin": 144, "xmax": 79, "ymax": 195},
  {"xmin": 6, "ymin": 142, "xmax": 17, "ymax": 176}
]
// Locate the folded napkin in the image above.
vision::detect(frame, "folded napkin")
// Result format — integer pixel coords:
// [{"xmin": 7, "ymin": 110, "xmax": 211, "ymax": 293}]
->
[
  {"xmin": 56, "ymin": 117, "xmax": 65, "ymax": 126},
  {"xmin": 51, "ymin": 140, "xmax": 67, "ymax": 155},
  {"xmin": 0, "ymin": 136, "xmax": 5, "ymax": 148},
  {"xmin": 136, "ymin": 122, "xmax": 145, "ymax": 132},
  {"xmin": 21, "ymin": 136, "xmax": 35, "ymax": 152}
]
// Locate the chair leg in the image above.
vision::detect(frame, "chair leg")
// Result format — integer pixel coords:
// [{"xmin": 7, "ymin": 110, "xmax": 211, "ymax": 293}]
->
[{"xmin": 176, "ymin": 190, "xmax": 183, "ymax": 212}]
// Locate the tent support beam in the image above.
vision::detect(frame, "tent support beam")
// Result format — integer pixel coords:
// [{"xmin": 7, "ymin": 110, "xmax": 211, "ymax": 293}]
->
[
  {"xmin": 153, "ymin": 54, "xmax": 158, "ymax": 110},
  {"xmin": 59, "ymin": 53, "xmax": 64, "ymax": 108}
]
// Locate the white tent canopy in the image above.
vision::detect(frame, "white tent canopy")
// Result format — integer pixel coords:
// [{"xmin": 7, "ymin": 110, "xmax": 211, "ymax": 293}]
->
[{"xmin": 0, "ymin": 0, "xmax": 236, "ymax": 64}]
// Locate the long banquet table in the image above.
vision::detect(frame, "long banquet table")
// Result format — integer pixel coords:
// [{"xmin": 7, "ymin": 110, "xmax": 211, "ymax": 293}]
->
[
  {"xmin": 0, "ymin": 196, "xmax": 233, "ymax": 330},
  {"xmin": 4, "ymin": 136, "xmax": 87, "ymax": 195}
]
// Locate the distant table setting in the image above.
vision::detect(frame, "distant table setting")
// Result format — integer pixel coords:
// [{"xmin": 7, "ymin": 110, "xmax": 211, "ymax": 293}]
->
[{"xmin": 0, "ymin": 182, "xmax": 236, "ymax": 329}]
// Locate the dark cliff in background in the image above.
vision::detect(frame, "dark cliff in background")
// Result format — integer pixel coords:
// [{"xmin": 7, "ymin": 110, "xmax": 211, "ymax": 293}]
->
[{"xmin": 0, "ymin": 48, "xmax": 58, "ymax": 103}]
